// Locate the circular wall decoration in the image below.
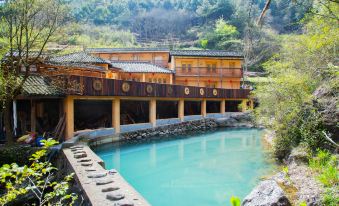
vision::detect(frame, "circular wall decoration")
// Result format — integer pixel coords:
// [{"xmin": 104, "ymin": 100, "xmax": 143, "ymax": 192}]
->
[
  {"xmin": 184, "ymin": 87, "xmax": 190, "ymax": 95},
  {"xmin": 213, "ymin": 89, "xmax": 218, "ymax": 96},
  {"xmin": 146, "ymin": 85, "xmax": 153, "ymax": 94},
  {"xmin": 122, "ymin": 82, "xmax": 130, "ymax": 93},
  {"xmin": 167, "ymin": 86, "xmax": 173, "ymax": 95},
  {"xmin": 199, "ymin": 88, "xmax": 205, "ymax": 96},
  {"xmin": 93, "ymin": 79, "xmax": 102, "ymax": 91}
]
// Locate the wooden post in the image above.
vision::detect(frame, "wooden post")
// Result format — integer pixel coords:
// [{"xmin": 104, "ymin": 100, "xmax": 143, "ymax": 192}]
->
[
  {"xmin": 112, "ymin": 98, "xmax": 120, "ymax": 134},
  {"xmin": 30, "ymin": 100, "xmax": 36, "ymax": 132},
  {"xmin": 201, "ymin": 99, "xmax": 207, "ymax": 117},
  {"xmin": 220, "ymin": 99, "xmax": 225, "ymax": 114},
  {"xmin": 250, "ymin": 100, "xmax": 254, "ymax": 110},
  {"xmin": 169, "ymin": 74, "xmax": 173, "ymax": 84},
  {"xmin": 149, "ymin": 99, "xmax": 156, "ymax": 127},
  {"xmin": 178, "ymin": 99, "xmax": 184, "ymax": 121},
  {"xmin": 241, "ymin": 99, "xmax": 247, "ymax": 112},
  {"xmin": 64, "ymin": 96, "xmax": 74, "ymax": 140},
  {"xmin": 141, "ymin": 73, "xmax": 146, "ymax": 82}
]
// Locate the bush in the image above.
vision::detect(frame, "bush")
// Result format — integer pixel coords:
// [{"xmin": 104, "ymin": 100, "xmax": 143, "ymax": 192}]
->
[{"xmin": 0, "ymin": 145, "xmax": 40, "ymax": 166}]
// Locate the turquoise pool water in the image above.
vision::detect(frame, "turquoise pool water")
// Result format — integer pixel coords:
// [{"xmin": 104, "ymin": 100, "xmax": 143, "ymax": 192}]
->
[{"xmin": 94, "ymin": 128, "xmax": 273, "ymax": 206}]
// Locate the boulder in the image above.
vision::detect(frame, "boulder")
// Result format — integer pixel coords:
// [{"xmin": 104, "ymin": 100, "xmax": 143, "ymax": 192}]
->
[
  {"xmin": 242, "ymin": 180, "xmax": 291, "ymax": 206},
  {"xmin": 287, "ymin": 145, "xmax": 310, "ymax": 165}
]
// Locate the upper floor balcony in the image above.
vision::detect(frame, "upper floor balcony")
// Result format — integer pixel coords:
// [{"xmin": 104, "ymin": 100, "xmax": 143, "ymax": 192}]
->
[{"xmin": 174, "ymin": 67, "xmax": 243, "ymax": 78}]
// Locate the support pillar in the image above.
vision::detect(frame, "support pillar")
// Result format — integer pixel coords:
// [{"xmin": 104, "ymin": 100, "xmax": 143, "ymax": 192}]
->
[
  {"xmin": 169, "ymin": 74, "xmax": 173, "ymax": 84},
  {"xmin": 201, "ymin": 99, "xmax": 207, "ymax": 117},
  {"xmin": 112, "ymin": 98, "xmax": 120, "ymax": 134},
  {"xmin": 149, "ymin": 99, "xmax": 156, "ymax": 127},
  {"xmin": 220, "ymin": 99, "xmax": 225, "ymax": 114},
  {"xmin": 30, "ymin": 100, "xmax": 36, "ymax": 132},
  {"xmin": 141, "ymin": 73, "xmax": 146, "ymax": 82},
  {"xmin": 178, "ymin": 99, "xmax": 184, "ymax": 121},
  {"xmin": 241, "ymin": 99, "xmax": 247, "ymax": 112},
  {"xmin": 63, "ymin": 96, "xmax": 74, "ymax": 140},
  {"xmin": 250, "ymin": 100, "xmax": 254, "ymax": 110}
]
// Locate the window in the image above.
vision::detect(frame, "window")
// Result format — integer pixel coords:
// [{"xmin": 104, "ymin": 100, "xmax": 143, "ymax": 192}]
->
[
  {"xmin": 182, "ymin": 64, "xmax": 187, "ymax": 72},
  {"xmin": 212, "ymin": 64, "xmax": 217, "ymax": 73},
  {"xmin": 163, "ymin": 79, "xmax": 166, "ymax": 84},
  {"xmin": 187, "ymin": 64, "xmax": 192, "ymax": 72},
  {"xmin": 154, "ymin": 56, "xmax": 163, "ymax": 65},
  {"xmin": 149, "ymin": 78, "xmax": 152, "ymax": 82},
  {"xmin": 158, "ymin": 79, "xmax": 162, "ymax": 83},
  {"xmin": 229, "ymin": 62, "xmax": 236, "ymax": 68},
  {"xmin": 207, "ymin": 64, "xmax": 211, "ymax": 72}
]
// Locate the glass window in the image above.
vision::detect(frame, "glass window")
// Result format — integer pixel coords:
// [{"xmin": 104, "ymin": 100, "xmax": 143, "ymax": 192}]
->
[
  {"xmin": 212, "ymin": 64, "xmax": 217, "ymax": 73},
  {"xmin": 187, "ymin": 64, "xmax": 192, "ymax": 72},
  {"xmin": 182, "ymin": 64, "xmax": 187, "ymax": 72}
]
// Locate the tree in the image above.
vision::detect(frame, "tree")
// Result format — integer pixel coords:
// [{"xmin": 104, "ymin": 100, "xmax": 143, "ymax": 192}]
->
[{"xmin": 0, "ymin": 0, "xmax": 67, "ymax": 144}]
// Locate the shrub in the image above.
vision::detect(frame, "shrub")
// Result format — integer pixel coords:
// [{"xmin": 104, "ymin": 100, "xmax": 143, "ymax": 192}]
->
[{"xmin": 0, "ymin": 139, "xmax": 77, "ymax": 205}]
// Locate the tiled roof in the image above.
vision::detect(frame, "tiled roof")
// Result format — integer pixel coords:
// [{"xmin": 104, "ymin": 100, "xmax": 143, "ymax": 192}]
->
[
  {"xmin": 48, "ymin": 52, "xmax": 110, "ymax": 65},
  {"xmin": 170, "ymin": 50, "xmax": 243, "ymax": 58},
  {"xmin": 86, "ymin": 48, "xmax": 170, "ymax": 53},
  {"xmin": 110, "ymin": 62, "xmax": 173, "ymax": 73},
  {"xmin": 44, "ymin": 62, "xmax": 106, "ymax": 71},
  {"xmin": 22, "ymin": 75, "xmax": 63, "ymax": 96}
]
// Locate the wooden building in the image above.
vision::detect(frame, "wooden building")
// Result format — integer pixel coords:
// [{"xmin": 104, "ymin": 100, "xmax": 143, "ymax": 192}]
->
[{"xmin": 8, "ymin": 48, "xmax": 252, "ymax": 141}]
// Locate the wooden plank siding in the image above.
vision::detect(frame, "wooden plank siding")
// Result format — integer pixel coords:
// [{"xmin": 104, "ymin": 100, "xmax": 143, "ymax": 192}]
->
[{"xmin": 68, "ymin": 75, "xmax": 250, "ymax": 99}]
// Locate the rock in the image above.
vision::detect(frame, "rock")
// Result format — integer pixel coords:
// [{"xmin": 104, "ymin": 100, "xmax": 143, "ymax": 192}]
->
[
  {"xmin": 81, "ymin": 162, "xmax": 93, "ymax": 166},
  {"xmin": 108, "ymin": 169, "xmax": 118, "ymax": 175},
  {"xmin": 85, "ymin": 167, "xmax": 96, "ymax": 172},
  {"xmin": 113, "ymin": 199, "xmax": 134, "ymax": 206},
  {"xmin": 242, "ymin": 180, "xmax": 291, "ymax": 206},
  {"xmin": 73, "ymin": 150, "xmax": 86, "ymax": 154},
  {"xmin": 74, "ymin": 153, "xmax": 87, "ymax": 159},
  {"xmin": 95, "ymin": 178, "xmax": 114, "ymax": 185},
  {"xmin": 287, "ymin": 145, "xmax": 310, "ymax": 165},
  {"xmin": 87, "ymin": 172, "xmax": 107, "ymax": 178},
  {"xmin": 102, "ymin": 186, "xmax": 120, "ymax": 192},
  {"xmin": 106, "ymin": 191, "xmax": 125, "ymax": 201},
  {"xmin": 70, "ymin": 145, "xmax": 84, "ymax": 149},
  {"xmin": 77, "ymin": 158, "xmax": 92, "ymax": 162}
]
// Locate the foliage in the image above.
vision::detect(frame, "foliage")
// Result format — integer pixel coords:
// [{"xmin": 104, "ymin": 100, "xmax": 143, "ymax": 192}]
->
[
  {"xmin": 230, "ymin": 196, "xmax": 241, "ymax": 206},
  {"xmin": 0, "ymin": 144, "xmax": 39, "ymax": 166},
  {"xmin": 308, "ymin": 150, "xmax": 339, "ymax": 205},
  {"xmin": 0, "ymin": 138, "xmax": 77, "ymax": 205},
  {"xmin": 254, "ymin": 2, "xmax": 339, "ymax": 159}
]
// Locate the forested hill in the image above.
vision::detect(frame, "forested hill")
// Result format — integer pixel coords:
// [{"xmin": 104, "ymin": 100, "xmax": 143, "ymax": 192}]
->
[{"xmin": 62, "ymin": 0, "xmax": 312, "ymax": 47}]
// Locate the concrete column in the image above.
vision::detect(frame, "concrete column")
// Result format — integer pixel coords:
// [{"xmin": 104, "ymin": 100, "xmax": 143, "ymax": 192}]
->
[
  {"xmin": 112, "ymin": 98, "xmax": 120, "ymax": 134},
  {"xmin": 30, "ymin": 100, "xmax": 36, "ymax": 132},
  {"xmin": 149, "ymin": 99, "xmax": 156, "ymax": 127},
  {"xmin": 178, "ymin": 99, "xmax": 184, "ymax": 121},
  {"xmin": 241, "ymin": 99, "xmax": 247, "ymax": 112},
  {"xmin": 141, "ymin": 73, "xmax": 146, "ymax": 82},
  {"xmin": 64, "ymin": 96, "xmax": 74, "ymax": 140},
  {"xmin": 220, "ymin": 99, "xmax": 225, "ymax": 114},
  {"xmin": 201, "ymin": 99, "xmax": 207, "ymax": 117}
]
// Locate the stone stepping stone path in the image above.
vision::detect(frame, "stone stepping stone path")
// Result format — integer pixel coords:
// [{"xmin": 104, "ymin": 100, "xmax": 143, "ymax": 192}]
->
[{"xmin": 65, "ymin": 144, "xmax": 149, "ymax": 205}]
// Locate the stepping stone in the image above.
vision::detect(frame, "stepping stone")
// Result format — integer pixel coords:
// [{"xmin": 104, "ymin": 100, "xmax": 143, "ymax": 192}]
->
[
  {"xmin": 85, "ymin": 167, "xmax": 96, "ymax": 172},
  {"xmin": 95, "ymin": 178, "xmax": 114, "ymax": 185},
  {"xmin": 74, "ymin": 153, "xmax": 87, "ymax": 158},
  {"xmin": 87, "ymin": 172, "xmax": 107, "ymax": 178},
  {"xmin": 77, "ymin": 158, "xmax": 91, "ymax": 162},
  {"xmin": 70, "ymin": 145, "xmax": 84, "ymax": 149},
  {"xmin": 108, "ymin": 169, "xmax": 118, "ymax": 175},
  {"xmin": 106, "ymin": 191, "xmax": 125, "ymax": 201},
  {"xmin": 71, "ymin": 148, "xmax": 84, "ymax": 152},
  {"xmin": 113, "ymin": 199, "xmax": 134, "ymax": 206},
  {"xmin": 102, "ymin": 186, "xmax": 120, "ymax": 192},
  {"xmin": 73, "ymin": 150, "xmax": 86, "ymax": 154},
  {"xmin": 81, "ymin": 162, "xmax": 93, "ymax": 166}
]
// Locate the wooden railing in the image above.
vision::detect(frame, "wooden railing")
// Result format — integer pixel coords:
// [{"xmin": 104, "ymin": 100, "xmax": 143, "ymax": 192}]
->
[
  {"xmin": 175, "ymin": 67, "xmax": 242, "ymax": 77},
  {"xmin": 66, "ymin": 75, "xmax": 250, "ymax": 99}
]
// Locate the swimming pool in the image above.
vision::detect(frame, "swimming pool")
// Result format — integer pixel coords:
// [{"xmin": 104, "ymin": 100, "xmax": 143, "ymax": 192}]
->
[{"xmin": 94, "ymin": 128, "xmax": 273, "ymax": 206}]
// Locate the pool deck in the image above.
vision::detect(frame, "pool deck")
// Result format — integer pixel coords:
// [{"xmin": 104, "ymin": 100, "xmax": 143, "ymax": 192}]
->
[{"xmin": 63, "ymin": 145, "xmax": 150, "ymax": 206}]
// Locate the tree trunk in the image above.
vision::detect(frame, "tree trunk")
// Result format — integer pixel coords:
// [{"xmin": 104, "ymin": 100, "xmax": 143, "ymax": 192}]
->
[{"xmin": 4, "ymin": 100, "xmax": 14, "ymax": 145}]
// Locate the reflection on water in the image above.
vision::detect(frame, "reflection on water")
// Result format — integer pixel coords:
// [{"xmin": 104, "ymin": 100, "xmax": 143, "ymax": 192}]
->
[{"xmin": 94, "ymin": 128, "xmax": 273, "ymax": 206}]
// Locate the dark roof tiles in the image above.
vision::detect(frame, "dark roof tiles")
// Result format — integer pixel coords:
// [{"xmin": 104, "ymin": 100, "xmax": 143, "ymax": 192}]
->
[
  {"xmin": 86, "ymin": 48, "xmax": 170, "ymax": 53},
  {"xmin": 48, "ymin": 52, "xmax": 110, "ymax": 65},
  {"xmin": 22, "ymin": 75, "xmax": 63, "ymax": 96},
  {"xmin": 110, "ymin": 62, "xmax": 173, "ymax": 73},
  {"xmin": 170, "ymin": 50, "xmax": 243, "ymax": 58}
]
